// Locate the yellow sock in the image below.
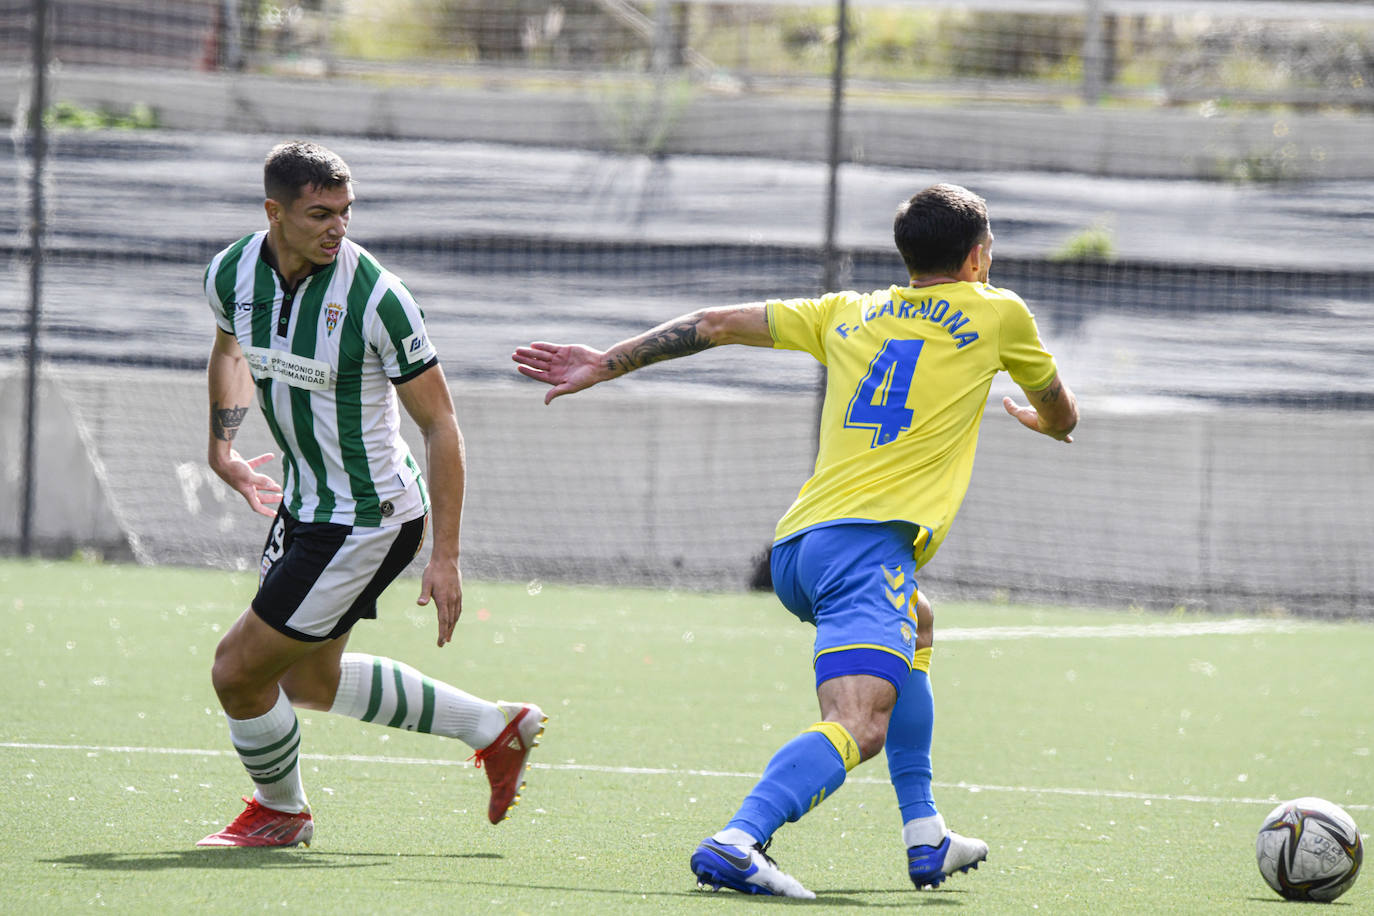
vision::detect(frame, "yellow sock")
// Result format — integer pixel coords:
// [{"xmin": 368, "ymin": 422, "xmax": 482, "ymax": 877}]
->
[
  {"xmin": 804, "ymin": 721, "xmax": 862, "ymax": 772},
  {"xmin": 912, "ymin": 646, "xmax": 932, "ymax": 675}
]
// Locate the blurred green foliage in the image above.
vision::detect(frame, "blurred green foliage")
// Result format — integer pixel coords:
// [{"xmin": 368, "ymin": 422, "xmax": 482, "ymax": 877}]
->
[
  {"xmin": 1052, "ymin": 222, "xmax": 1116, "ymax": 262},
  {"xmin": 46, "ymin": 101, "xmax": 159, "ymax": 130}
]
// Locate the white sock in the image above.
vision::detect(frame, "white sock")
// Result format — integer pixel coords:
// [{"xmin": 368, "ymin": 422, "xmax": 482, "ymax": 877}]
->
[
  {"xmin": 227, "ymin": 686, "xmax": 308, "ymax": 814},
  {"xmin": 713, "ymin": 827, "xmax": 759, "ymax": 848},
  {"xmin": 903, "ymin": 812, "xmax": 947, "ymax": 849},
  {"xmin": 329, "ymin": 652, "xmax": 508, "ymax": 749}
]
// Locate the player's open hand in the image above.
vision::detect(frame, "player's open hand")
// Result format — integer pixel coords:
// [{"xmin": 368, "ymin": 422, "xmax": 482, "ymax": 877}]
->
[
  {"xmin": 512, "ymin": 342, "xmax": 608, "ymax": 404},
  {"xmin": 224, "ymin": 451, "xmax": 283, "ymax": 516},
  {"xmin": 417, "ymin": 557, "xmax": 463, "ymax": 647},
  {"xmin": 1003, "ymin": 397, "xmax": 1073, "ymax": 443}
]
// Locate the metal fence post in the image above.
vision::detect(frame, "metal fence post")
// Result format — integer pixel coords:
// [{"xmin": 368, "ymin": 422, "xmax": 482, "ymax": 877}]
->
[
  {"xmin": 20, "ymin": 0, "xmax": 51, "ymax": 557},
  {"xmin": 1082, "ymin": 0, "xmax": 1105, "ymax": 104},
  {"xmin": 821, "ymin": 0, "xmax": 849, "ymax": 294},
  {"xmin": 815, "ymin": 0, "xmax": 850, "ymax": 439}
]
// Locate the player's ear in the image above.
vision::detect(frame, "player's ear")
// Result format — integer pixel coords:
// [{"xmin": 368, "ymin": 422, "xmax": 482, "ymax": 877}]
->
[
  {"xmin": 264, "ymin": 198, "xmax": 281, "ymax": 225},
  {"xmin": 957, "ymin": 242, "xmax": 983, "ymax": 281}
]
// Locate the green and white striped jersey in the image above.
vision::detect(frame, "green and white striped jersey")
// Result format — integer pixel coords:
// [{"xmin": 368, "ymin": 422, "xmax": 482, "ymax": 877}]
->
[{"xmin": 204, "ymin": 231, "xmax": 434, "ymax": 527}]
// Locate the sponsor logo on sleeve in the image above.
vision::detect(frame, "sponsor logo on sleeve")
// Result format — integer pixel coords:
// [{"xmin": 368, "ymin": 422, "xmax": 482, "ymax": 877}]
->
[{"xmin": 401, "ymin": 330, "xmax": 437, "ymax": 364}]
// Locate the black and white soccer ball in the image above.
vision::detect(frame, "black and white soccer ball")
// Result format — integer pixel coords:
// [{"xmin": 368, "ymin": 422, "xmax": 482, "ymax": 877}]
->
[{"xmin": 1256, "ymin": 797, "xmax": 1363, "ymax": 902}]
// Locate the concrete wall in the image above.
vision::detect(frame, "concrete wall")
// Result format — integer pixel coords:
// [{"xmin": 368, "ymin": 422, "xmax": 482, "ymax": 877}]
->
[
  {"xmin": 3, "ymin": 367, "xmax": 1371, "ymax": 616},
  {"xmin": 0, "ymin": 372, "xmax": 133, "ymax": 558},
  {"xmin": 3, "ymin": 67, "xmax": 1373, "ymax": 180},
  {"xmin": 945, "ymin": 406, "xmax": 1374, "ymax": 613}
]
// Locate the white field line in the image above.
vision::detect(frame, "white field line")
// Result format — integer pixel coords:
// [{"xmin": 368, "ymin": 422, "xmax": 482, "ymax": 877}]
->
[
  {"xmin": 4, "ymin": 740, "xmax": 1366, "ymax": 813},
  {"xmin": 0, "ymin": 621, "xmax": 1344, "ymax": 814}
]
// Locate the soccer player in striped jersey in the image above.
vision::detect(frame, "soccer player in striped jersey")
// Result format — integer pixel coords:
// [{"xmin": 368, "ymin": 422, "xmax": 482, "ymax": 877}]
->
[
  {"xmin": 198, "ymin": 141, "xmax": 545, "ymax": 847},
  {"xmin": 513, "ymin": 183, "xmax": 1077, "ymax": 897}
]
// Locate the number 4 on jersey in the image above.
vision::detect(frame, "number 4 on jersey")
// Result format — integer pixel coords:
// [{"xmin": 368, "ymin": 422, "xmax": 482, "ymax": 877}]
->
[{"xmin": 844, "ymin": 339, "xmax": 924, "ymax": 447}]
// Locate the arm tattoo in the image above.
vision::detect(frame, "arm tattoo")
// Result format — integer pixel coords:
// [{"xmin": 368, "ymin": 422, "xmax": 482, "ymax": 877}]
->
[
  {"xmin": 606, "ymin": 318, "xmax": 716, "ymax": 374},
  {"xmin": 1036, "ymin": 379, "xmax": 1063, "ymax": 405},
  {"xmin": 211, "ymin": 401, "xmax": 249, "ymax": 442}
]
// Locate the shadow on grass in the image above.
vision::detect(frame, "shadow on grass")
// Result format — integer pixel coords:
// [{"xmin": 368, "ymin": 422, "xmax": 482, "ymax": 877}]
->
[
  {"xmin": 40, "ymin": 850, "xmax": 501, "ymax": 872},
  {"xmin": 1245, "ymin": 898, "xmax": 1358, "ymax": 907},
  {"xmin": 395, "ymin": 879, "xmax": 959, "ymax": 907},
  {"xmin": 822, "ymin": 888, "xmax": 968, "ymax": 906}
]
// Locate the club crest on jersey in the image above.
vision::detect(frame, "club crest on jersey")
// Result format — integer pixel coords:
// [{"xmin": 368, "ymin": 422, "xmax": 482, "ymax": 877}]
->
[{"xmin": 324, "ymin": 303, "xmax": 344, "ymax": 334}]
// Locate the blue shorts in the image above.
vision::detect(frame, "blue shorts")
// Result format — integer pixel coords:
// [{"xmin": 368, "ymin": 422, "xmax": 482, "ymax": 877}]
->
[{"xmin": 770, "ymin": 521, "xmax": 920, "ymax": 693}]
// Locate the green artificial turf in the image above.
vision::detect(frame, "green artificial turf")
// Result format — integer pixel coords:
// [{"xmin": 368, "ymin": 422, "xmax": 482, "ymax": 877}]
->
[{"xmin": 2, "ymin": 558, "xmax": 1369, "ymax": 913}]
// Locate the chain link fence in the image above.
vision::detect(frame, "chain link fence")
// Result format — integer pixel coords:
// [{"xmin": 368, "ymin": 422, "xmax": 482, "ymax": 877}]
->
[{"xmin": 4, "ymin": 1, "xmax": 1374, "ymax": 614}]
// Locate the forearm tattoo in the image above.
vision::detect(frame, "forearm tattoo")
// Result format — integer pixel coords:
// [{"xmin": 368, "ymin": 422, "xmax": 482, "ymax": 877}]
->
[
  {"xmin": 606, "ymin": 317, "xmax": 716, "ymax": 374},
  {"xmin": 1037, "ymin": 379, "xmax": 1064, "ymax": 405},
  {"xmin": 211, "ymin": 401, "xmax": 249, "ymax": 441}
]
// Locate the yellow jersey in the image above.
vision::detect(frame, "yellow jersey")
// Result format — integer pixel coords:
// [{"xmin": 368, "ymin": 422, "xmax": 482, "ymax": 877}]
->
[{"xmin": 767, "ymin": 282, "xmax": 1058, "ymax": 568}]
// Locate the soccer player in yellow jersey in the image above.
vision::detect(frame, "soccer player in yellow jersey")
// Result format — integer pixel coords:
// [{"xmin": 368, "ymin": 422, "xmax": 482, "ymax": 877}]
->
[{"xmin": 513, "ymin": 183, "xmax": 1078, "ymax": 898}]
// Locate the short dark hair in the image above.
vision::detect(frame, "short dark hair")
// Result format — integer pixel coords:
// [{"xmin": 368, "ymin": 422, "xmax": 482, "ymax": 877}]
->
[
  {"xmin": 263, "ymin": 141, "xmax": 351, "ymax": 205},
  {"xmin": 893, "ymin": 183, "xmax": 990, "ymax": 277}
]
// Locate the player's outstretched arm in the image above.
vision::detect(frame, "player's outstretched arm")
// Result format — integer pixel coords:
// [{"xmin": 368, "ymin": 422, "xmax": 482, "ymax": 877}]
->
[
  {"xmin": 206, "ymin": 329, "xmax": 282, "ymax": 516},
  {"xmin": 1003, "ymin": 373, "xmax": 1078, "ymax": 443},
  {"xmin": 513, "ymin": 304, "xmax": 771, "ymax": 405}
]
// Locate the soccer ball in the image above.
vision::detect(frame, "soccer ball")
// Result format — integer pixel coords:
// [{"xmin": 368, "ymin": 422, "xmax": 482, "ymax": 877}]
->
[{"xmin": 1255, "ymin": 797, "xmax": 1363, "ymax": 902}]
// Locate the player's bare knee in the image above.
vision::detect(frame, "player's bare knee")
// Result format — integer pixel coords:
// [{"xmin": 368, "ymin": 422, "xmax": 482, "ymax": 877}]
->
[
  {"xmin": 209, "ymin": 638, "xmax": 277, "ymax": 711},
  {"xmin": 854, "ymin": 723, "xmax": 887, "ymax": 761},
  {"xmin": 209, "ymin": 654, "xmax": 252, "ymax": 707},
  {"xmin": 832, "ymin": 714, "xmax": 887, "ymax": 760}
]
